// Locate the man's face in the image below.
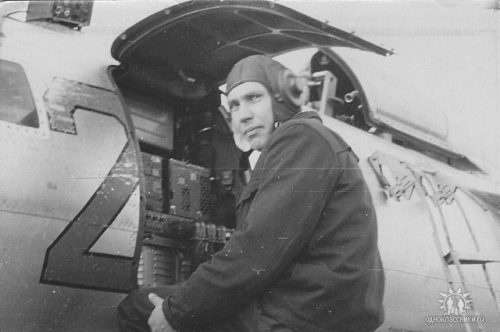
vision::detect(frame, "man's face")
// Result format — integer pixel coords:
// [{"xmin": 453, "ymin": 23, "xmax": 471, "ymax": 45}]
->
[{"xmin": 228, "ymin": 81, "xmax": 274, "ymax": 151}]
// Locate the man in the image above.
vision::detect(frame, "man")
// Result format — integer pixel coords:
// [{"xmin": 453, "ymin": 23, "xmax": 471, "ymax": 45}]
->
[{"xmin": 118, "ymin": 55, "xmax": 385, "ymax": 332}]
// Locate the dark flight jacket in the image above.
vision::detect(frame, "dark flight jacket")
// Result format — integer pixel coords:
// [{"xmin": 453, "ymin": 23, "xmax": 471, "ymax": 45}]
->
[{"xmin": 164, "ymin": 111, "xmax": 385, "ymax": 332}]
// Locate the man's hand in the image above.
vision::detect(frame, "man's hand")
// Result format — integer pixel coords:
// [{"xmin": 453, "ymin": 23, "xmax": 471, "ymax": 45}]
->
[{"xmin": 148, "ymin": 293, "xmax": 177, "ymax": 332}]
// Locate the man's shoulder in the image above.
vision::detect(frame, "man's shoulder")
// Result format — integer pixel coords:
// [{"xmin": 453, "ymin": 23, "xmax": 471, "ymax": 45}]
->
[
  {"xmin": 279, "ymin": 111, "xmax": 350, "ymax": 152},
  {"xmin": 279, "ymin": 111, "xmax": 323, "ymax": 133}
]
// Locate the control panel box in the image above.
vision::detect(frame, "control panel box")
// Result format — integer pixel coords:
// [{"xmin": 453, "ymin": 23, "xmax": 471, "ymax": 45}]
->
[
  {"xmin": 142, "ymin": 152, "xmax": 167, "ymax": 213},
  {"xmin": 142, "ymin": 152, "xmax": 164, "ymax": 178},
  {"xmin": 144, "ymin": 210, "xmax": 195, "ymax": 240},
  {"xmin": 168, "ymin": 159, "xmax": 211, "ymax": 221},
  {"xmin": 27, "ymin": 1, "xmax": 93, "ymax": 27},
  {"xmin": 138, "ymin": 244, "xmax": 192, "ymax": 287},
  {"xmin": 144, "ymin": 175, "xmax": 165, "ymax": 213}
]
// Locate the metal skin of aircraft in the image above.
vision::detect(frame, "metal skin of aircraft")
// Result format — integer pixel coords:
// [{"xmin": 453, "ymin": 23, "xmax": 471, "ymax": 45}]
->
[{"xmin": 0, "ymin": 1, "xmax": 499, "ymax": 332}]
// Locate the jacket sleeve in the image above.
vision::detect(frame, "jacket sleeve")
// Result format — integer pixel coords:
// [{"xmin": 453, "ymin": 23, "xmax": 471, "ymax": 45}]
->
[{"xmin": 163, "ymin": 123, "xmax": 339, "ymax": 329}]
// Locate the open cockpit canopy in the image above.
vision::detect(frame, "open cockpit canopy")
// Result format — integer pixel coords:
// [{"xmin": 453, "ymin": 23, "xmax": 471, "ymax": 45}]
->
[{"xmin": 111, "ymin": 0, "xmax": 391, "ymax": 100}]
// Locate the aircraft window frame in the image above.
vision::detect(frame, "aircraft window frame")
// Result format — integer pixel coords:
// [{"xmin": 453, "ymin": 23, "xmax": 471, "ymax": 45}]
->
[
  {"xmin": 276, "ymin": 48, "xmax": 370, "ymax": 131},
  {"xmin": 0, "ymin": 59, "xmax": 48, "ymax": 139}
]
